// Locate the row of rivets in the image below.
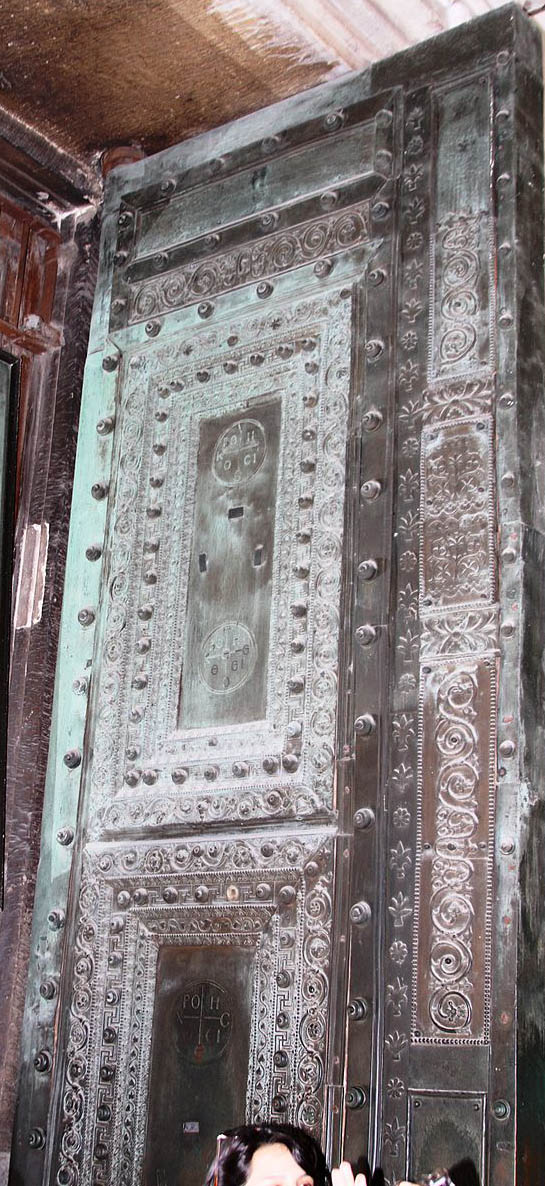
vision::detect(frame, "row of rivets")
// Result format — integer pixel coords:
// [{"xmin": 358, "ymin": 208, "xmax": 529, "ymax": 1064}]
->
[
  {"xmin": 352, "ymin": 311, "xmax": 386, "ymax": 977},
  {"xmin": 40, "ymin": 357, "xmax": 116, "ymax": 1116},
  {"xmin": 113, "ymin": 883, "xmax": 295, "ymax": 910}
]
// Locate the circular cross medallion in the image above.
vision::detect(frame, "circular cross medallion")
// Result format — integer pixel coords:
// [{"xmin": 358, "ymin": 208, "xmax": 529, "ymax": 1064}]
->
[
  {"xmin": 175, "ymin": 981, "xmax": 232, "ymax": 1065},
  {"xmin": 213, "ymin": 418, "xmax": 266, "ymax": 484},
  {"xmin": 199, "ymin": 620, "xmax": 257, "ymax": 694}
]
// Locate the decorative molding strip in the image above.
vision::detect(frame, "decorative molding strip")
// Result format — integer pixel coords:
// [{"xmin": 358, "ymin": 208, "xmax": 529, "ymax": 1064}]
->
[
  {"xmin": 429, "ymin": 74, "xmax": 495, "ymax": 382},
  {"xmin": 127, "ymin": 201, "xmax": 371, "ymax": 322},
  {"xmin": 419, "ymin": 415, "xmax": 495, "ymax": 610},
  {"xmin": 420, "ymin": 606, "xmax": 499, "ymax": 660},
  {"xmin": 412, "ymin": 659, "xmax": 495, "ymax": 1045}
]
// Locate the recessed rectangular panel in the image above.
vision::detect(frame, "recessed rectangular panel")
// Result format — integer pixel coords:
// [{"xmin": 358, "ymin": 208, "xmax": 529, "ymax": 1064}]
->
[
  {"xmin": 52, "ymin": 833, "xmax": 334, "ymax": 1186},
  {"xmin": 90, "ymin": 290, "xmax": 358, "ymax": 832},
  {"xmin": 143, "ymin": 946, "xmax": 255, "ymax": 1186},
  {"xmin": 420, "ymin": 417, "xmax": 494, "ymax": 609},
  {"xmin": 180, "ymin": 398, "xmax": 281, "ymax": 729},
  {"xmin": 430, "ymin": 77, "xmax": 494, "ymax": 380},
  {"xmin": 408, "ymin": 1091, "xmax": 485, "ymax": 1182},
  {"xmin": 135, "ymin": 122, "xmax": 376, "ymax": 258}
]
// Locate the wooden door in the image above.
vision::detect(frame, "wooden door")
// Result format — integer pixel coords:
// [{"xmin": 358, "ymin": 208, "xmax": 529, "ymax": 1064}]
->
[{"xmin": 11, "ymin": 8, "xmax": 545, "ymax": 1186}]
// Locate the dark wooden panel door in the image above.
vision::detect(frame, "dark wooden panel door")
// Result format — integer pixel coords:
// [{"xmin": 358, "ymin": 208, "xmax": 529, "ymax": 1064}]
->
[{"xmin": 11, "ymin": 8, "xmax": 545, "ymax": 1186}]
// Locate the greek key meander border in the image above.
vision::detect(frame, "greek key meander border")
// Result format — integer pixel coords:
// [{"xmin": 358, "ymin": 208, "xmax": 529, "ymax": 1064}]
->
[{"xmin": 56, "ymin": 834, "xmax": 334, "ymax": 1186}]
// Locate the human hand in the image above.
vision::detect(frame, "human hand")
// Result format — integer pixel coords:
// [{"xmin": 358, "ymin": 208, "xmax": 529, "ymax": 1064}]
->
[
  {"xmin": 330, "ymin": 1162, "xmax": 419, "ymax": 1186},
  {"xmin": 331, "ymin": 1162, "xmax": 367, "ymax": 1186}
]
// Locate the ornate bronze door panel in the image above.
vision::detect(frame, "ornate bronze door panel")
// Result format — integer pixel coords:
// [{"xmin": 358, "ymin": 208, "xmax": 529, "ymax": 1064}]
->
[{"xmin": 11, "ymin": 8, "xmax": 545, "ymax": 1186}]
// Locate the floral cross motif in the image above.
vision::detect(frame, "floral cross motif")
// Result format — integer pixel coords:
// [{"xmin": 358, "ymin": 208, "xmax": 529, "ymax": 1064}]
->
[
  {"xmin": 388, "ymin": 893, "xmax": 413, "ymax": 927},
  {"xmin": 392, "ymin": 713, "xmax": 416, "ymax": 752},
  {"xmin": 386, "ymin": 976, "xmax": 409, "ymax": 1016},
  {"xmin": 385, "ymin": 1030, "xmax": 409, "ymax": 1060},
  {"xmin": 390, "ymin": 762, "xmax": 414, "ymax": 795},
  {"xmin": 389, "ymin": 842, "xmax": 413, "ymax": 880},
  {"xmin": 383, "ymin": 1116, "xmax": 407, "ymax": 1155}
]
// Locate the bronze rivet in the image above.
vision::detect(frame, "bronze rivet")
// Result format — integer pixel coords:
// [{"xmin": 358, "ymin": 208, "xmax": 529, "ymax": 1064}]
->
[
  {"xmin": 28, "ymin": 1128, "xmax": 46, "ymax": 1149},
  {"xmin": 34, "ymin": 1049, "xmax": 52, "ymax": 1073},
  {"xmin": 355, "ymin": 714, "xmax": 377, "ymax": 737},
  {"xmin": 358, "ymin": 559, "xmax": 379, "ymax": 581},
  {"xmin": 323, "ymin": 110, "xmax": 344, "ymax": 131},
  {"xmin": 354, "ymin": 807, "xmax": 375, "ymax": 830},
  {"xmin": 96, "ymin": 416, "xmax": 115, "ymax": 435},
  {"xmin": 493, "ymin": 1099, "xmax": 511, "ymax": 1121},
  {"xmin": 350, "ymin": 900, "xmax": 372, "ymax": 924},
  {"xmin": 314, "ymin": 257, "xmax": 334, "ymax": 278},
  {"xmin": 364, "ymin": 339, "xmax": 385, "ymax": 362},
  {"xmin": 347, "ymin": 997, "xmax": 368, "ymax": 1021},
  {"xmin": 320, "ymin": 190, "xmax": 338, "ymax": 209},
  {"xmin": 77, "ymin": 607, "xmax": 95, "ymax": 627},
  {"xmin": 356, "ymin": 624, "xmax": 377, "ymax": 646},
  {"xmin": 56, "ymin": 827, "xmax": 74, "ymax": 846},
  {"xmin": 360, "ymin": 479, "xmax": 382, "ymax": 500},
  {"xmin": 47, "ymin": 909, "xmax": 65, "ymax": 930},
  {"xmin": 362, "ymin": 407, "xmax": 383, "ymax": 432},
  {"xmin": 346, "ymin": 1086, "xmax": 367, "ymax": 1110},
  {"xmin": 63, "ymin": 749, "xmax": 81, "ymax": 769}
]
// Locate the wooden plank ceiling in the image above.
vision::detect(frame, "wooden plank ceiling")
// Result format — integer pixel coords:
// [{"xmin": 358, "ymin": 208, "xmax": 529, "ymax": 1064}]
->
[{"xmin": 0, "ymin": 0, "xmax": 542, "ymax": 173}]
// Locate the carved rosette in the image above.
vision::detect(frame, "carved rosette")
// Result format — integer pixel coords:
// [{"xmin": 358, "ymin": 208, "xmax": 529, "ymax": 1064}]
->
[{"xmin": 56, "ymin": 834, "xmax": 333, "ymax": 1186}]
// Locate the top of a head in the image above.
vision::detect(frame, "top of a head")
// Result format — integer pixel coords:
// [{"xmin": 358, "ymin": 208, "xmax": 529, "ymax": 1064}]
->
[{"xmin": 204, "ymin": 1122, "xmax": 332, "ymax": 1186}]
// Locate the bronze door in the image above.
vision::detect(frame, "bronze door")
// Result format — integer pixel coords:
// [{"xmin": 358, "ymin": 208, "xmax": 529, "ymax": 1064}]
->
[{"xmin": 11, "ymin": 9, "xmax": 545, "ymax": 1186}]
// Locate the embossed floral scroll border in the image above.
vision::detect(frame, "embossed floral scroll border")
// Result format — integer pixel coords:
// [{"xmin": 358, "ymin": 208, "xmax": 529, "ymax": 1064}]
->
[{"xmin": 55, "ymin": 833, "xmax": 333, "ymax": 1186}]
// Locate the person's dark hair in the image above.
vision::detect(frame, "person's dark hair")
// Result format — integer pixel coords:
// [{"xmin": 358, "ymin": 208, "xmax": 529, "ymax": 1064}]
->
[{"xmin": 204, "ymin": 1122, "xmax": 332, "ymax": 1186}]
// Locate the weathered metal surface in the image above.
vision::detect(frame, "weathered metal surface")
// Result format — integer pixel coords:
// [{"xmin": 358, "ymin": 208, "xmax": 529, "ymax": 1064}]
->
[
  {"xmin": 52, "ymin": 834, "xmax": 334, "ymax": 1185},
  {"xmin": 0, "ymin": 351, "xmax": 18, "ymax": 906},
  {"xmin": 413, "ymin": 659, "xmax": 495, "ymax": 1045},
  {"xmin": 407, "ymin": 1090, "xmax": 486, "ymax": 1180},
  {"xmin": 144, "ymin": 945, "xmax": 255, "ymax": 1185},
  {"xmin": 0, "ymin": 151, "xmax": 99, "ymax": 1173},
  {"xmin": 180, "ymin": 398, "xmax": 282, "ymax": 728},
  {"xmin": 10, "ymin": 8, "xmax": 545, "ymax": 1186}
]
